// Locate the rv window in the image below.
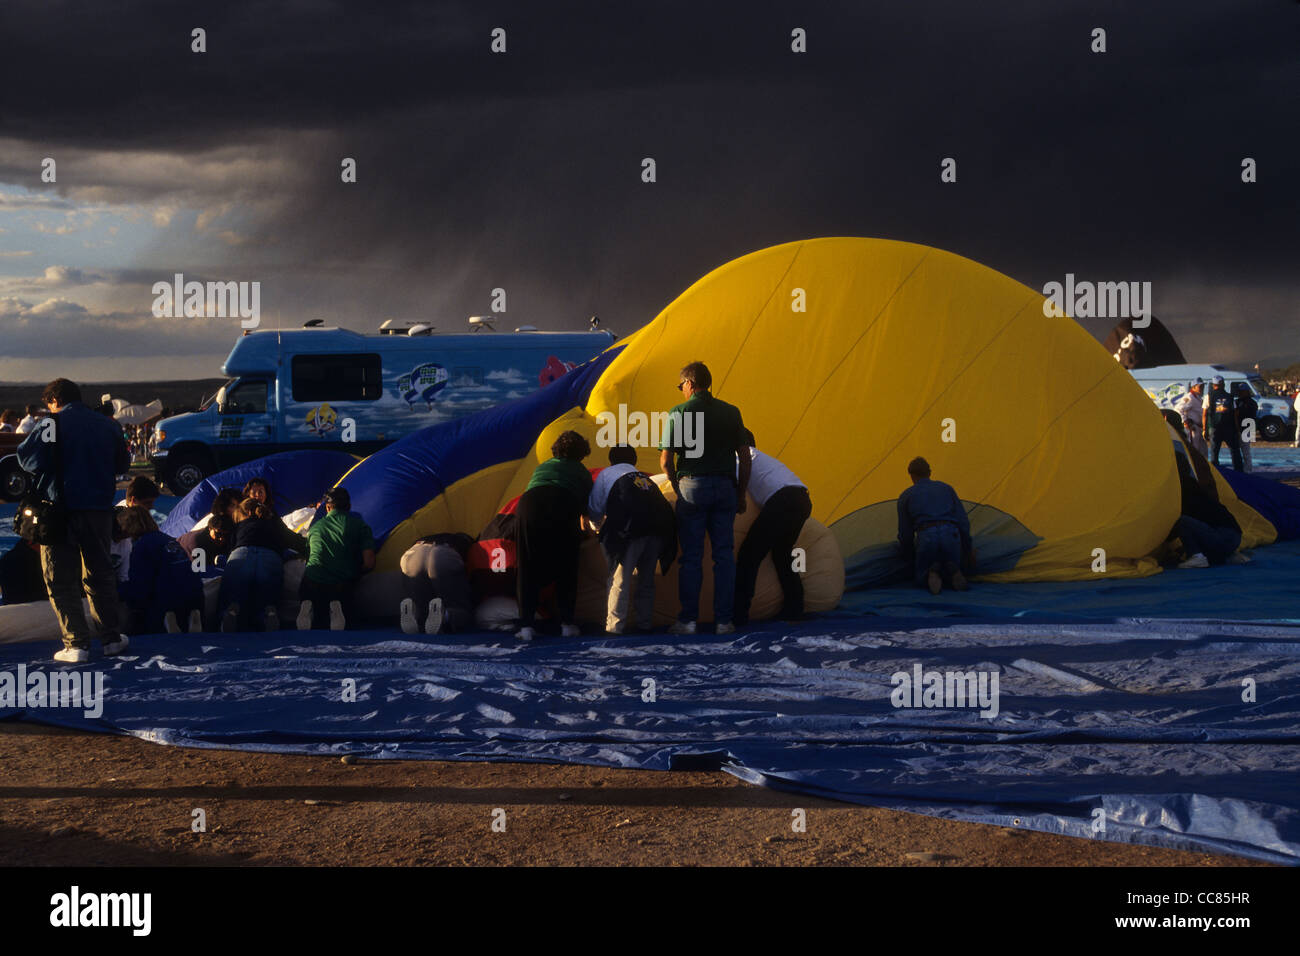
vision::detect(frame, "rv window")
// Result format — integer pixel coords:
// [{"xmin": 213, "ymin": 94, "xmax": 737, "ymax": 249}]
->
[
  {"xmin": 292, "ymin": 354, "xmax": 383, "ymax": 402},
  {"xmin": 221, "ymin": 380, "xmax": 267, "ymax": 415},
  {"xmin": 1248, "ymin": 377, "xmax": 1277, "ymax": 398}
]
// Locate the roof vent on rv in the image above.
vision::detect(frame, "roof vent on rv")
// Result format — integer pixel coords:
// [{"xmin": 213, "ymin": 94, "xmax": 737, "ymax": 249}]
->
[
  {"xmin": 514, "ymin": 325, "xmax": 538, "ymax": 332},
  {"xmin": 378, "ymin": 319, "xmax": 433, "ymax": 336},
  {"xmin": 303, "ymin": 319, "xmax": 324, "ymax": 328},
  {"xmin": 468, "ymin": 316, "xmax": 495, "ymax": 332}
]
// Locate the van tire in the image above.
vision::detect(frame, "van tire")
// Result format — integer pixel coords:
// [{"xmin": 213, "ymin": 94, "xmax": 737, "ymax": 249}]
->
[
  {"xmin": 0, "ymin": 457, "xmax": 29, "ymax": 502},
  {"xmin": 165, "ymin": 451, "xmax": 211, "ymax": 497},
  {"xmin": 1258, "ymin": 416, "xmax": 1286, "ymax": 443}
]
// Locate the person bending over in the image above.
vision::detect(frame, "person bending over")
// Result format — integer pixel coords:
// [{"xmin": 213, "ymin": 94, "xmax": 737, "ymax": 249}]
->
[
  {"xmin": 514, "ymin": 430, "xmax": 593, "ymax": 641},
  {"xmin": 399, "ymin": 532, "xmax": 475, "ymax": 635}
]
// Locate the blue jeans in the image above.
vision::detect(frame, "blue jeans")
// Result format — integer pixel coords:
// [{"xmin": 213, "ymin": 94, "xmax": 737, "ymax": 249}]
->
[
  {"xmin": 676, "ymin": 476, "xmax": 737, "ymax": 624},
  {"xmin": 218, "ymin": 546, "xmax": 283, "ymax": 631},
  {"xmin": 914, "ymin": 524, "xmax": 962, "ymax": 587}
]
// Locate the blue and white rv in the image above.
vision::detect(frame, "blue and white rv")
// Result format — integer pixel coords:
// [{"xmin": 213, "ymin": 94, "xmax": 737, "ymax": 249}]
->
[{"xmin": 150, "ymin": 318, "xmax": 617, "ymax": 494}]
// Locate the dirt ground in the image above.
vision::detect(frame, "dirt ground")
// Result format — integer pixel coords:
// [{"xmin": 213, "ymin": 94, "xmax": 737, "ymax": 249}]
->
[{"xmin": 0, "ymin": 722, "xmax": 1268, "ymax": 867}]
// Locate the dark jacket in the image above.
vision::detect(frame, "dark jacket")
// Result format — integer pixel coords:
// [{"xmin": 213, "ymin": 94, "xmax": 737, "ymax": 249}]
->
[
  {"xmin": 119, "ymin": 531, "xmax": 203, "ymax": 631},
  {"xmin": 1180, "ymin": 472, "xmax": 1241, "ymax": 533},
  {"xmin": 600, "ymin": 471, "xmax": 677, "ymax": 574},
  {"xmin": 233, "ymin": 516, "xmax": 303, "ymax": 556},
  {"xmin": 17, "ymin": 402, "xmax": 129, "ymax": 510}
]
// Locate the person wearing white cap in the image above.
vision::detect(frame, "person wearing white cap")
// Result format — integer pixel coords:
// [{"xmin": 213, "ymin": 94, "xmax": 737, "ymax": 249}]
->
[{"xmin": 1174, "ymin": 379, "xmax": 1207, "ymax": 456}]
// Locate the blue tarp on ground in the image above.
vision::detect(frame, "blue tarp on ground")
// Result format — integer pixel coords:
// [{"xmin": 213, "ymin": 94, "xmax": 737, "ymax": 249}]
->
[
  {"xmin": 837, "ymin": 539, "xmax": 1300, "ymax": 623},
  {"xmin": 2, "ymin": 609, "xmax": 1297, "ymax": 863},
  {"xmin": 1222, "ymin": 468, "xmax": 1300, "ymax": 541}
]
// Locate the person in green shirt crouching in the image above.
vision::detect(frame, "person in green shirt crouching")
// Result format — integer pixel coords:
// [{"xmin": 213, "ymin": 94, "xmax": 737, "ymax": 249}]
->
[
  {"xmin": 515, "ymin": 430, "xmax": 594, "ymax": 641},
  {"xmin": 296, "ymin": 487, "xmax": 376, "ymax": 631}
]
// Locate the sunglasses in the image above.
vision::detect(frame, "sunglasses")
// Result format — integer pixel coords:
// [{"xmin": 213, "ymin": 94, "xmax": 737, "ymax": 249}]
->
[{"xmin": 676, "ymin": 381, "xmax": 688, "ymax": 391}]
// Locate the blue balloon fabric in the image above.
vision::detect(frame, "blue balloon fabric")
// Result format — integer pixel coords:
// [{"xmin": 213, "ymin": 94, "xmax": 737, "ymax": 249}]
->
[
  {"xmin": 1220, "ymin": 467, "xmax": 1300, "ymax": 541},
  {"xmin": 337, "ymin": 346, "xmax": 622, "ymax": 547},
  {"xmin": 159, "ymin": 449, "xmax": 360, "ymax": 537}
]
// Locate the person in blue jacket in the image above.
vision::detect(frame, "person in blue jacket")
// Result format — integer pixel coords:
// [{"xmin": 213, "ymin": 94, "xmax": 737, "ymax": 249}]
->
[
  {"xmin": 18, "ymin": 378, "xmax": 130, "ymax": 661},
  {"xmin": 897, "ymin": 457, "xmax": 974, "ymax": 594},
  {"xmin": 116, "ymin": 505, "xmax": 204, "ymax": 634}
]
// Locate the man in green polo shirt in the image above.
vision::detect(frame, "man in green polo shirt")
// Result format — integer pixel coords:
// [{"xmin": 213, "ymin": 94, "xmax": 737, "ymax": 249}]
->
[
  {"xmin": 296, "ymin": 487, "xmax": 376, "ymax": 631},
  {"xmin": 658, "ymin": 361, "xmax": 750, "ymax": 635}
]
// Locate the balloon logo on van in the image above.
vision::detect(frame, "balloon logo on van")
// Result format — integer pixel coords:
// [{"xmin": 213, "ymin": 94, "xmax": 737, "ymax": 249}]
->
[
  {"xmin": 539, "ymin": 356, "xmax": 575, "ymax": 387},
  {"xmin": 305, "ymin": 402, "xmax": 337, "ymax": 435},
  {"xmin": 399, "ymin": 363, "xmax": 450, "ymax": 409}
]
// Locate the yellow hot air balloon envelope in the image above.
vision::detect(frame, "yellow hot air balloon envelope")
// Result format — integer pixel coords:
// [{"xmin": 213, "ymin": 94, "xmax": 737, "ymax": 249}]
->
[{"xmin": 586, "ymin": 237, "xmax": 1181, "ymax": 582}]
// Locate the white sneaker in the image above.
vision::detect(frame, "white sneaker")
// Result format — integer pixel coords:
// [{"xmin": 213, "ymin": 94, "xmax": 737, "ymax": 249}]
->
[
  {"xmin": 296, "ymin": 600, "xmax": 313, "ymax": 631},
  {"xmin": 262, "ymin": 606, "xmax": 279, "ymax": 631},
  {"xmin": 1178, "ymin": 553, "xmax": 1210, "ymax": 569},
  {"xmin": 53, "ymin": 647, "xmax": 89, "ymax": 664},
  {"xmin": 425, "ymin": 598, "xmax": 444, "ymax": 635},
  {"xmin": 399, "ymin": 598, "xmax": 418, "ymax": 634},
  {"xmin": 187, "ymin": 609, "xmax": 203, "ymax": 633},
  {"xmin": 328, "ymin": 600, "xmax": 345, "ymax": 631},
  {"xmin": 716, "ymin": 622, "xmax": 735, "ymax": 635},
  {"xmin": 163, "ymin": 611, "xmax": 181, "ymax": 634},
  {"xmin": 515, "ymin": 626, "xmax": 536, "ymax": 641},
  {"xmin": 1227, "ymin": 552, "xmax": 1251, "ymax": 565},
  {"xmin": 102, "ymin": 634, "xmax": 129, "ymax": 657},
  {"xmin": 560, "ymin": 623, "xmax": 580, "ymax": 638},
  {"xmin": 668, "ymin": 620, "xmax": 696, "ymax": 635}
]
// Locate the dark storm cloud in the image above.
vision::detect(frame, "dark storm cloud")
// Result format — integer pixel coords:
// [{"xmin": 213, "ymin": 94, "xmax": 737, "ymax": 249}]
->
[{"xmin": 1, "ymin": 0, "xmax": 1296, "ymax": 361}]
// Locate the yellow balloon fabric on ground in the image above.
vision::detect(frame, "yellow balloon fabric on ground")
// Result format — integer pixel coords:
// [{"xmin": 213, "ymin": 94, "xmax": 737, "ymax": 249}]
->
[{"xmin": 586, "ymin": 237, "xmax": 1181, "ymax": 582}]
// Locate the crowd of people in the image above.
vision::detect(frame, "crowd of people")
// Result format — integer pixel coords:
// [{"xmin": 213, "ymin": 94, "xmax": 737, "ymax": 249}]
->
[
  {"xmin": 2, "ymin": 399, "xmax": 159, "ymax": 466},
  {"xmin": 0, "ymin": 367, "xmax": 1263, "ymax": 662},
  {"xmin": 1170, "ymin": 376, "xmax": 1264, "ymax": 472}
]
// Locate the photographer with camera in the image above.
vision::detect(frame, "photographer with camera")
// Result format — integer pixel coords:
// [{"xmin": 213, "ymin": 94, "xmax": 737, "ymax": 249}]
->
[{"xmin": 17, "ymin": 378, "xmax": 130, "ymax": 662}]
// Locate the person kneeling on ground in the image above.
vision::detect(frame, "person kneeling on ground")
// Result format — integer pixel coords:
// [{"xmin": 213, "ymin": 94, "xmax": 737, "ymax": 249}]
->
[
  {"xmin": 219, "ymin": 498, "xmax": 301, "ymax": 632},
  {"xmin": 399, "ymin": 532, "xmax": 475, "ymax": 635},
  {"xmin": 588, "ymin": 444, "xmax": 676, "ymax": 636},
  {"xmin": 515, "ymin": 430, "xmax": 593, "ymax": 641},
  {"xmin": 297, "ymin": 488, "xmax": 375, "ymax": 631},
  {"xmin": 1171, "ymin": 467, "xmax": 1246, "ymax": 568},
  {"xmin": 116, "ymin": 506, "xmax": 204, "ymax": 634},
  {"xmin": 897, "ymin": 457, "xmax": 974, "ymax": 595}
]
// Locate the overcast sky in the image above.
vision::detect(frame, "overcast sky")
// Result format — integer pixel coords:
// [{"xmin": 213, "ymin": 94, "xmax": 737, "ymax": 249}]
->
[{"xmin": 0, "ymin": 0, "xmax": 1296, "ymax": 382}]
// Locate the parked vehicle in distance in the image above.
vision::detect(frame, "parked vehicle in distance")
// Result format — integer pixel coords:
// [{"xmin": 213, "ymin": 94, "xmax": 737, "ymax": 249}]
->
[
  {"xmin": 150, "ymin": 318, "xmax": 618, "ymax": 495},
  {"xmin": 0, "ymin": 431, "xmax": 29, "ymax": 502},
  {"xmin": 1130, "ymin": 363, "xmax": 1296, "ymax": 442}
]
